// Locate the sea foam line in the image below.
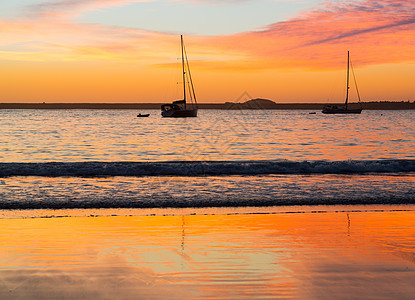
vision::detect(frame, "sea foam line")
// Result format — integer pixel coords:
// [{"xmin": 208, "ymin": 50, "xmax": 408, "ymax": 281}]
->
[{"xmin": 1, "ymin": 160, "xmax": 414, "ymax": 177}]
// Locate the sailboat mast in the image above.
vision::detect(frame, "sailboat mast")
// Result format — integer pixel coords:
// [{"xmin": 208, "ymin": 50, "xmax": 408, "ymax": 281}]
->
[
  {"xmin": 181, "ymin": 35, "xmax": 186, "ymax": 105},
  {"xmin": 345, "ymin": 50, "xmax": 350, "ymax": 108}
]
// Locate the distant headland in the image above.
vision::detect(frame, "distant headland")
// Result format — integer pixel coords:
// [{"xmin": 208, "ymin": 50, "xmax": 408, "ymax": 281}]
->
[{"xmin": 1, "ymin": 98, "xmax": 414, "ymax": 110}]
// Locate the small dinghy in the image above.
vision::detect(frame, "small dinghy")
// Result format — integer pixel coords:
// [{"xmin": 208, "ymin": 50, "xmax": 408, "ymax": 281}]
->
[{"xmin": 137, "ymin": 113, "xmax": 150, "ymax": 117}]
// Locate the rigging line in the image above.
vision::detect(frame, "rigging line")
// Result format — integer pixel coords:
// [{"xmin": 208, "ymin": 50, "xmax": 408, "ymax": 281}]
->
[
  {"xmin": 183, "ymin": 45, "xmax": 195, "ymax": 105},
  {"xmin": 183, "ymin": 43, "xmax": 198, "ymax": 107},
  {"xmin": 181, "ymin": 35, "xmax": 186, "ymax": 103},
  {"xmin": 173, "ymin": 56, "xmax": 180, "ymax": 100},
  {"xmin": 184, "ymin": 62, "xmax": 193, "ymax": 104},
  {"xmin": 186, "ymin": 66, "xmax": 193, "ymax": 103},
  {"xmin": 350, "ymin": 59, "xmax": 362, "ymax": 104}
]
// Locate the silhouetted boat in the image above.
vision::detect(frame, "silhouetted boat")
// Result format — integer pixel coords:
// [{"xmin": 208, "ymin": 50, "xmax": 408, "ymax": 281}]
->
[
  {"xmin": 136, "ymin": 113, "xmax": 150, "ymax": 117},
  {"xmin": 322, "ymin": 51, "xmax": 362, "ymax": 114},
  {"xmin": 161, "ymin": 35, "xmax": 198, "ymax": 118}
]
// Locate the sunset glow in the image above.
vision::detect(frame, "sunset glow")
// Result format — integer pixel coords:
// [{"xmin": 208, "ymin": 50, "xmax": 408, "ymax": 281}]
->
[
  {"xmin": 1, "ymin": 210, "xmax": 414, "ymax": 298},
  {"xmin": 1, "ymin": 0, "xmax": 414, "ymax": 102}
]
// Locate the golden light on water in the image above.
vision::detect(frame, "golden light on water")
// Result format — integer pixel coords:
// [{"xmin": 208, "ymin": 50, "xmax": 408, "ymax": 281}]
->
[{"xmin": 1, "ymin": 210, "xmax": 414, "ymax": 299}]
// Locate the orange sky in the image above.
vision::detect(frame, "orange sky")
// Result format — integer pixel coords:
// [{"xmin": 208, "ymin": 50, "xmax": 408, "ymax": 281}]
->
[{"xmin": 1, "ymin": 0, "xmax": 415, "ymax": 103}]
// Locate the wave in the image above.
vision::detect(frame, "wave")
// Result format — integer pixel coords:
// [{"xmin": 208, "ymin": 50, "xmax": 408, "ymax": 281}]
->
[{"xmin": 1, "ymin": 160, "xmax": 414, "ymax": 177}]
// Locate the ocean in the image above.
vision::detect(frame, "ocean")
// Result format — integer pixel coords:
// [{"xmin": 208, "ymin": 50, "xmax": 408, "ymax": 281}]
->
[
  {"xmin": 1, "ymin": 108, "xmax": 415, "ymax": 299},
  {"xmin": 1, "ymin": 109, "xmax": 414, "ymax": 212}
]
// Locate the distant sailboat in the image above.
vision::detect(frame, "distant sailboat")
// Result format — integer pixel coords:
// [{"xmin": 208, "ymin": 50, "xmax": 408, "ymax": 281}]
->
[
  {"xmin": 161, "ymin": 35, "xmax": 198, "ymax": 118},
  {"xmin": 322, "ymin": 51, "xmax": 363, "ymax": 114}
]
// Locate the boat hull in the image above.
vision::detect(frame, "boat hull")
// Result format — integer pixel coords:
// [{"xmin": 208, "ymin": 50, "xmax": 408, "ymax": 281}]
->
[{"xmin": 161, "ymin": 109, "xmax": 197, "ymax": 118}]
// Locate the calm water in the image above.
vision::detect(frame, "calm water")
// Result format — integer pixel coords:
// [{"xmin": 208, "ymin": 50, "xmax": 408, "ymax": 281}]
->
[
  {"xmin": 1, "ymin": 109, "xmax": 414, "ymax": 162},
  {"xmin": 0, "ymin": 109, "xmax": 414, "ymax": 210},
  {"xmin": 1, "ymin": 209, "xmax": 414, "ymax": 299},
  {"xmin": 1, "ymin": 110, "xmax": 414, "ymax": 299}
]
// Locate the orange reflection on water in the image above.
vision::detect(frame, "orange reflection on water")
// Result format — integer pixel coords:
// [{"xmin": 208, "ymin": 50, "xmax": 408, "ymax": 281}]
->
[
  {"xmin": 1, "ymin": 110, "xmax": 414, "ymax": 162},
  {"xmin": 0, "ymin": 210, "xmax": 414, "ymax": 299}
]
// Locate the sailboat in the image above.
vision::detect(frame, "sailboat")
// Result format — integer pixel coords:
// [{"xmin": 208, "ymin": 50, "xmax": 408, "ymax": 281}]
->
[
  {"xmin": 322, "ymin": 51, "xmax": 363, "ymax": 114},
  {"xmin": 161, "ymin": 35, "xmax": 198, "ymax": 118}
]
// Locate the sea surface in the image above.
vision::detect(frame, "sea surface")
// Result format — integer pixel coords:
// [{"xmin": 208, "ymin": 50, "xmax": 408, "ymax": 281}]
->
[
  {"xmin": 1, "ymin": 109, "xmax": 415, "ymax": 300},
  {"xmin": 1, "ymin": 210, "xmax": 415, "ymax": 299},
  {"xmin": 0, "ymin": 109, "xmax": 414, "ymax": 213}
]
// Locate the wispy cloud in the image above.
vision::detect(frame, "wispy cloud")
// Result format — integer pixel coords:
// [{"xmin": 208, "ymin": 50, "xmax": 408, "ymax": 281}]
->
[
  {"xmin": 301, "ymin": 0, "xmax": 415, "ymax": 46},
  {"xmin": 204, "ymin": 0, "xmax": 415, "ymax": 69},
  {"xmin": 23, "ymin": 0, "xmax": 146, "ymax": 20},
  {"xmin": 0, "ymin": 1, "xmax": 170, "ymax": 63},
  {"xmin": 1, "ymin": 0, "xmax": 414, "ymax": 70}
]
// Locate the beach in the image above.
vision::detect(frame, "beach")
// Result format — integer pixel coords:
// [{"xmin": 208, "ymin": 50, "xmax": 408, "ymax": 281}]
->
[{"xmin": 1, "ymin": 206, "xmax": 414, "ymax": 299}]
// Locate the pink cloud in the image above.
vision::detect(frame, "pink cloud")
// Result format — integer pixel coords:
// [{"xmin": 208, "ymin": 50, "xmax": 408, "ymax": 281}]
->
[
  {"xmin": 64, "ymin": 0, "xmax": 410, "ymax": 71},
  {"xmin": 23, "ymin": 0, "xmax": 148, "ymax": 20},
  {"xmin": 198, "ymin": 0, "xmax": 415, "ymax": 70},
  {"xmin": 0, "ymin": 0, "xmax": 178, "ymax": 64},
  {"xmin": 1, "ymin": 0, "xmax": 414, "ymax": 71}
]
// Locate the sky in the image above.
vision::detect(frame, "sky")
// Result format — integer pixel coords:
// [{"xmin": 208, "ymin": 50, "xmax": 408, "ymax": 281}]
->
[{"xmin": 0, "ymin": 0, "xmax": 414, "ymax": 103}]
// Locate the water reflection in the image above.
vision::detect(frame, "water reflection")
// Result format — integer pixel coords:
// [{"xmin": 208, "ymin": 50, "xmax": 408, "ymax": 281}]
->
[
  {"xmin": 0, "ymin": 110, "xmax": 414, "ymax": 162},
  {"xmin": 0, "ymin": 210, "xmax": 414, "ymax": 299}
]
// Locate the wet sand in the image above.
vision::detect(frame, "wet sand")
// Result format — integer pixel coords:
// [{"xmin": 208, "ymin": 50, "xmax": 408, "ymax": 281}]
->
[{"xmin": 1, "ymin": 206, "xmax": 414, "ymax": 299}]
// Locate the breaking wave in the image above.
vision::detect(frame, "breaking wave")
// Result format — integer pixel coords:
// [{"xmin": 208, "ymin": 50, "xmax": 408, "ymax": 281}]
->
[{"xmin": 1, "ymin": 159, "xmax": 414, "ymax": 177}]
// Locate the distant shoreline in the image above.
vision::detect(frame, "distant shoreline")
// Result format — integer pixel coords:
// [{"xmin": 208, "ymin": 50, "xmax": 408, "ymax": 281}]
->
[{"xmin": 1, "ymin": 101, "xmax": 414, "ymax": 110}]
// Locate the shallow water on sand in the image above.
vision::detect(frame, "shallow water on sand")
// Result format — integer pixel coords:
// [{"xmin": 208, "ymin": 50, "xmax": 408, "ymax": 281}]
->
[
  {"xmin": 1, "ymin": 174, "xmax": 414, "ymax": 209},
  {"xmin": 0, "ymin": 209, "xmax": 414, "ymax": 299}
]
